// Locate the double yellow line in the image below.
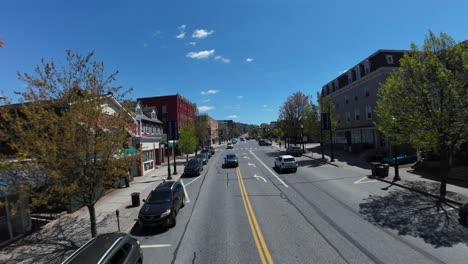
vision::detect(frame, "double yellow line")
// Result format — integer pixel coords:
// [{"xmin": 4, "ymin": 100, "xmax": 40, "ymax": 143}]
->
[{"xmin": 236, "ymin": 167, "xmax": 274, "ymax": 264}]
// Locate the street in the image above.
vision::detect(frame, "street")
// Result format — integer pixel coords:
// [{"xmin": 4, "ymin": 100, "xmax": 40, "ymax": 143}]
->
[{"xmin": 130, "ymin": 140, "xmax": 468, "ymax": 264}]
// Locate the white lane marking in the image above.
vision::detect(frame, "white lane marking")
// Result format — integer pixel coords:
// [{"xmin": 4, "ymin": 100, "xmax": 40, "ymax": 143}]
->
[
  {"xmin": 140, "ymin": 244, "xmax": 171, "ymax": 249},
  {"xmin": 180, "ymin": 179, "xmax": 191, "ymax": 203},
  {"xmin": 243, "ymin": 156, "xmax": 251, "ymax": 159},
  {"xmin": 254, "ymin": 174, "xmax": 267, "ymax": 182},
  {"xmin": 247, "ymin": 163, "xmax": 256, "ymax": 167},
  {"xmin": 249, "ymin": 150, "xmax": 289, "ymax": 188},
  {"xmin": 353, "ymin": 177, "xmax": 378, "ymax": 184},
  {"xmin": 184, "ymin": 176, "xmax": 201, "ymax": 187}
]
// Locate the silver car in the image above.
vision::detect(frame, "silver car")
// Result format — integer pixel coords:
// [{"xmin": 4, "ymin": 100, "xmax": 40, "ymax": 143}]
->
[{"xmin": 274, "ymin": 155, "xmax": 298, "ymax": 173}]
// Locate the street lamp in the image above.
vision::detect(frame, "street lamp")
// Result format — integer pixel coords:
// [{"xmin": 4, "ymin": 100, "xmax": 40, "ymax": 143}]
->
[
  {"xmin": 165, "ymin": 120, "xmax": 172, "ymax": 180},
  {"xmin": 391, "ymin": 117, "xmax": 400, "ymax": 182},
  {"xmin": 300, "ymin": 124, "xmax": 305, "ymax": 153},
  {"xmin": 173, "ymin": 139, "xmax": 177, "ymax": 175}
]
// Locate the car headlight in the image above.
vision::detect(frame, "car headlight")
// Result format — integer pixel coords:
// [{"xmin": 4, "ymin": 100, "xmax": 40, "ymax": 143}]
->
[{"xmin": 161, "ymin": 209, "xmax": 171, "ymax": 217}]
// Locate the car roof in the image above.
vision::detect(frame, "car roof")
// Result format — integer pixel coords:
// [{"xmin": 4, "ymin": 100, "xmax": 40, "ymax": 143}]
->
[
  {"xmin": 63, "ymin": 233, "xmax": 129, "ymax": 264},
  {"xmin": 225, "ymin": 153, "xmax": 237, "ymax": 156},
  {"xmin": 155, "ymin": 180, "xmax": 177, "ymax": 190},
  {"xmin": 279, "ymin": 155, "xmax": 295, "ymax": 159}
]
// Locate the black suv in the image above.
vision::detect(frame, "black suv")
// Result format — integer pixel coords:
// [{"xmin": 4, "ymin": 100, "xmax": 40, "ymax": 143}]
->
[
  {"xmin": 138, "ymin": 181, "xmax": 185, "ymax": 229},
  {"xmin": 184, "ymin": 158, "xmax": 203, "ymax": 176},
  {"xmin": 62, "ymin": 233, "xmax": 142, "ymax": 264}
]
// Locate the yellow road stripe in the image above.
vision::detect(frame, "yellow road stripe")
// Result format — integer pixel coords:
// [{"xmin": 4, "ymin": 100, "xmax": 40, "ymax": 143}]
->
[{"xmin": 237, "ymin": 167, "xmax": 274, "ymax": 264}]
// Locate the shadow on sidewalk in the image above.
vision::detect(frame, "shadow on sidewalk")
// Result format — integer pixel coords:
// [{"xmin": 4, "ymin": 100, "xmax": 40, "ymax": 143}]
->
[{"xmin": 359, "ymin": 181, "xmax": 468, "ymax": 248}]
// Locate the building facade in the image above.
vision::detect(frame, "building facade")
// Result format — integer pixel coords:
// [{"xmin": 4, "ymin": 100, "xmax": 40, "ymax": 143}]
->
[
  {"xmin": 137, "ymin": 94, "xmax": 196, "ymax": 140},
  {"xmin": 207, "ymin": 116, "xmax": 218, "ymax": 145},
  {"xmin": 322, "ymin": 50, "xmax": 405, "ymax": 153}
]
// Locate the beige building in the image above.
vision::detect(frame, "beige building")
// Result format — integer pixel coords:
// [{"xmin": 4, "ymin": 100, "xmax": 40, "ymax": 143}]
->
[
  {"xmin": 207, "ymin": 116, "xmax": 219, "ymax": 145},
  {"xmin": 322, "ymin": 50, "xmax": 405, "ymax": 153}
]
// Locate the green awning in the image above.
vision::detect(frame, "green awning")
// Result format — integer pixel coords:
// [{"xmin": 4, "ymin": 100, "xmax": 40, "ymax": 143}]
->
[{"xmin": 123, "ymin": 146, "xmax": 139, "ymax": 155}]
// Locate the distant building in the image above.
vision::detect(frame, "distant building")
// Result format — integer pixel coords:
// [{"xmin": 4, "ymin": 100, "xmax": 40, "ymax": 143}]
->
[
  {"xmin": 322, "ymin": 49, "xmax": 405, "ymax": 152},
  {"xmin": 138, "ymin": 94, "xmax": 196, "ymax": 140}
]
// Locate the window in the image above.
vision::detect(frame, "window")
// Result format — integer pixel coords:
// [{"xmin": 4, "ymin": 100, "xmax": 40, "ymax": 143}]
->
[
  {"xmin": 386, "ymin": 55, "xmax": 394, "ymax": 64},
  {"xmin": 334, "ymin": 80, "xmax": 339, "ymax": 90},
  {"xmin": 109, "ymin": 243, "xmax": 132, "ymax": 264},
  {"xmin": 354, "ymin": 94, "xmax": 358, "ymax": 101},
  {"xmin": 366, "ymin": 105, "xmax": 372, "ymax": 120},
  {"xmin": 162, "ymin": 105, "xmax": 167, "ymax": 114},
  {"xmin": 336, "ymin": 103, "xmax": 339, "ymax": 109},
  {"xmin": 345, "ymin": 95, "xmax": 349, "ymax": 104},
  {"xmin": 365, "ymin": 87, "xmax": 370, "ymax": 97},
  {"xmin": 336, "ymin": 114, "xmax": 341, "ymax": 124},
  {"xmin": 364, "ymin": 60, "xmax": 371, "ymax": 74},
  {"xmin": 355, "ymin": 66, "xmax": 361, "ymax": 80},
  {"xmin": 347, "ymin": 71, "xmax": 353, "ymax": 83},
  {"xmin": 355, "ymin": 109, "xmax": 360, "ymax": 121},
  {"xmin": 346, "ymin": 112, "xmax": 351, "ymax": 123}
]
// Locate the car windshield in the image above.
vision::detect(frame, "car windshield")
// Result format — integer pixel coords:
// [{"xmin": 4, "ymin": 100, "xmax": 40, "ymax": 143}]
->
[
  {"xmin": 147, "ymin": 190, "xmax": 171, "ymax": 204},
  {"xmin": 284, "ymin": 158, "xmax": 295, "ymax": 162},
  {"xmin": 226, "ymin": 154, "xmax": 237, "ymax": 159},
  {"xmin": 188, "ymin": 160, "xmax": 199, "ymax": 166}
]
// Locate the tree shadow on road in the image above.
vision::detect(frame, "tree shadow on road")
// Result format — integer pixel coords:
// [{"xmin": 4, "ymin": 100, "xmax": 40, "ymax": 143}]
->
[
  {"xmin": 129, "ymin": 221, "xmax": 168, "ymax": 237},
  {"xmin": 359, "ymin": 181, "xmax": 468, "ymax": 248}
]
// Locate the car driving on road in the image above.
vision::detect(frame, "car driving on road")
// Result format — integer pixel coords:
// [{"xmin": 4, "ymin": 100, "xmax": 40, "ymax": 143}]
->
[
  {"xmin": 223, "ymin": 153, "xmax": 239, "ymax": 168},
  {"xmin": 138, "ymin": 180, "xmax": 185, "ymax": 229},
  {"xmin": 226, "ymin": 143, "xmax": 234, "ymax": 149},
  {"xmin": 274, "ymin": 155, "xmax": 298, "ymax": 173}
]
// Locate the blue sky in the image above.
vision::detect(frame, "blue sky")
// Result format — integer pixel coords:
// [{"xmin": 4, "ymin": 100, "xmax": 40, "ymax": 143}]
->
[{"xmin": 1, "ymin": 0, "xmax": 467, "ymax": 125}]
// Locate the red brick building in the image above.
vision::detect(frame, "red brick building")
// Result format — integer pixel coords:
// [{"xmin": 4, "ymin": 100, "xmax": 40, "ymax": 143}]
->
[{"xmin": 138, "ymin": 94, "xmax": 196, "ymax": 139}]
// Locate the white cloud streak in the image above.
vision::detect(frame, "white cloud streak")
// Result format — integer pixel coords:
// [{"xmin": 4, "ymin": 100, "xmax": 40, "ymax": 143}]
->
[
  {"xmin": 201, "ymin": 89, "xmax": 219, "ymax": 95},
  {"xmin": 227, "ymin": 115, "xmax": 238, "ymax": 119},
  {"xmin": 179, "ymin": 24, "xmax": 186, "ymax": 30},
  {"xmin": 186, "ymin": 49, "xmax": 215, "ymax": 59},
  {"xmin": 246, "ymin": 58, "xmax": 254, "ymax": 62},
  {"xmin": 215, "ymin": 55, "xmax": 230, "ymax": 63},
  {"xmin": 176, "ymin": 32, "xmax": 185, "ymax": 39},
  {"xmin": 198, "ymin": 106, "xmax": 214, "ymax": 112},
  {"xmin": 192, "ymin": 29, "xmax": 214, "ymax": 39}
]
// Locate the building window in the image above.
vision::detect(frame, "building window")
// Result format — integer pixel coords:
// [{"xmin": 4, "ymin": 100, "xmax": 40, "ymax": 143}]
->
[
  {"xmin": 355, "ymin": 66, "xmax": 361, "ymax": 80},
  {"xmin": 366, "ymin": 105, "xmax": 372, "ymax": 120},
  {"xmin": 355, "ymin": 109, "xmax": 360, "ymax": 121},
  {"xmin": 386, "ymin": 55, "xmax": 394, "ymax": 64},
  {"xmin": 162, "ymin": 105, "xmax": 167, "ymax": 114},
  {"xmin": 334, "ymin": 80, "xmax": 339, "ymax": 90},
  {"xmin": 336, "ymin": 114, "xmax": 341, "ymax": 124},
  {"xmin": 336, "ymin": 103, "xmax": 339, "ymax": 109},
  {"xmin": 354, "ymin": 94, "xmax": 358, "ymax": 101},
  {"xmin": 347, "ymin": 71, "xmax": 353, "ymax": 84},
  {"xmin": 345, "ymin": 95, "xmax": 349, "ymax": 104},
  {"xmin": 364, "ymin": 60, "xmax": 371, "ymax": 74},
  {"xmin": 365, "ymin": 87, "xmax": 370, "ymax": 97},
  {"xmin": 346, "ymin": 112, "xmax": 351, "ymax": 123}
]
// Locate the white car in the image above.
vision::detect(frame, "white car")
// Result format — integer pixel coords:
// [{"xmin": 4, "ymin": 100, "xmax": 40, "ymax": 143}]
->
[
  {"xmin": 226, "ymin": 143, "xmax": 234, "ymax": 149},
  {"xmin": 274, "ymin": 155, "xmax": 298, "ymax": 173}
]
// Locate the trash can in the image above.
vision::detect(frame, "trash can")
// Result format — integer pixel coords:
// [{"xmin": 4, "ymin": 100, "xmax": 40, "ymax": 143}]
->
[
  {"xmin": 369, "ymin": 162, "xmax": 380, "ymax": 176},
  {"xmin": 131, "ymin": 192, "xmax": 140, "ymax": 207},
  {"xmin": 376, "ymin": 163, "xmax": 389, "ymax": 178}
]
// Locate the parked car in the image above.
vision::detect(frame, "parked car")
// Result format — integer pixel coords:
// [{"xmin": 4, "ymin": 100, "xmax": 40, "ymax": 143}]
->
[
  {"xmin": 223, "ymin": 153, "xmax": 239, "ymax": 168},
  {"xmin": 226, "ymin": 143, "xmax": 234, "ymax": 149},
  {"xmin": 196, "ymin": 153, "xmax": 208, "ymax": 165},
  {"xmin": 383, "ymin": 154, "xmax": 417, "ymax": 165},
  {"xmin": 231, "ymin": 138, "xmax": 238, "ymax": 144},
  {"xmin": 62, "ymin": 232, "xmax": 143, "ymax": 264},
  {"xmin": 274, "ymin": 155, "xmax": 298, "ymax": 173},
  {"xmin": 259, "ymin": 139, "xmax": 272, "ymax": 146},
  {"xmin": 184, "ymin": 159, "xmax": 203, "ymax": 176},
  {"xmin": 201, "ymin": 149, "xmax": 212, "ymax": 159},
  {"xmin": 240, "ymin": 137, "xmax": 245, "ymax": 141},
  {"xmin": 138, "ymin": 180, "xmax": 185, "ymax": 229},
  {"xmin": 206, "ymin": 146, "xmax": 215, "ymax": 155},
  {"xmin": 286, "ymin": 146, "xmax": 303, "ymax": 157}
]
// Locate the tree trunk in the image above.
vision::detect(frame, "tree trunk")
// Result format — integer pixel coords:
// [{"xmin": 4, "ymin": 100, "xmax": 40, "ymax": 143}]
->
[
  {"xmin": 87, "ymin": 204, "xmax": 97, "ymax": 238},
  {"xmin": 186, "ymin": 154, "xmax": 189, "ymax": 162},
  {"xmin": 439, "ymin": 145, "xmax": 451, "ymax": 199}
]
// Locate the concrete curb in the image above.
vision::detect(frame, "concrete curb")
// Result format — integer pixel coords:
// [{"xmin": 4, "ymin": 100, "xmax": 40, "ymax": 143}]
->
[{"xmin": 302, "ymin": 153, "xmax": 340, "ymax": 167}]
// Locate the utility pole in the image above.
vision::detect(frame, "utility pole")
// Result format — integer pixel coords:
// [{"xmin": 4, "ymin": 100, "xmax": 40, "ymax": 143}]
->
[{"xmin": 328, "ymin": 105, "xmax": 334, "ymax": 162}]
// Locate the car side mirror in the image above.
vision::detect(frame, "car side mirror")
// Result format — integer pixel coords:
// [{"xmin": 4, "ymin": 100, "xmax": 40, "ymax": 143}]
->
[{"xmin": 142, "ymin": 199, "xmax": 146, "ymax": 202}]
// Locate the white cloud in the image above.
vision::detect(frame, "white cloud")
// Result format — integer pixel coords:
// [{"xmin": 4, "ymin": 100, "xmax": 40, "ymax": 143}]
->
[
  {"xmin": 202, "ymin": 99, "xmax": 211, "ymax": 103},
  {"xmin": 186, "ymin": 49, "xmax": 215, "ymax": 59},
  {"xmin": 262, "ymin": 104, "xmax": 268, "ymax": 108},
  {"xmin": 188, "ymin": 42, "xmax": 197, "ymax": 46},
  {"xmin": 246, "ymin": 58, "xmax": 254, "ymax": 62},
  {"xmin": 178, "ymin": 24, "xmax": 186, "ymax": 30},
  {"xmin": 227, "ymin": 115, "xmax": 238, "ymax": 119},
  {"xmin": 192, "ymin": 29, "xmax": 214, "ymax": 39},
  {"xmin": 215, "ymin": 55, "xmax": 230, "ymax": 63},
  {"xmin": 201, "ymin": 89, "xmax": 219, "ymax": 95},
  {"xmin": 198, "ymin": 106, "xmax": 214, "ymax": 112},
  {"xmin": 236, "ymin": 96, "xmax": 243, "ymax": 100},
  {"xmin": 176, "ymin": 32, "xmax": 185, "ymax": 39},
  {"xmin": 338, "ymin": 69, "xmax": 348, "ymax": 74}
]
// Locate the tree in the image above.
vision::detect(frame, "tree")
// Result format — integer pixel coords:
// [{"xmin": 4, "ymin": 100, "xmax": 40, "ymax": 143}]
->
[
  {"xmin": 278, "ymin": 92, "xmax": 309, "ymax": 146},
  {"xmin": 318, "ymin": 93, "xmax": 337, "ymax": 160},
  {"xmin": 375, "ymin": 31, "xmax": 468, "ymax": 198},
  {"xmin": 0, "ymin": 50, "xmax": 136, "ymax": 237},
  {"xmin": 194, "ymin": 114, "xmax": 209, "ymax": 148},
  {"xmin": 178, "ymin": 123, "xmax": 197, "ymax": 161},
  {"xmin": 303, "ymin": 99, "xmax": 321, "ymax": 143},
  {"xmin": 217, "ymin": 126, "xmax": 229, "ymax": 142},
  {"xmin": 0, "ymin": 36, "xmax": 4, "ymax": 47}
]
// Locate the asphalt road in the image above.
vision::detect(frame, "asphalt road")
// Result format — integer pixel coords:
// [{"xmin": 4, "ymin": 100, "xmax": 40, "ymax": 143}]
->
[{"xmin": 130, "ymin": 140, "xmax": 468, "ymax": 264}]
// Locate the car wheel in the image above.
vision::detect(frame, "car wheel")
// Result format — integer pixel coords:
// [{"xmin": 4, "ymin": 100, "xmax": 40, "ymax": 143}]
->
[
  {"xmin": 169, "ymin": 212, "xmax": 176, "ymax": 228},
  {"xmin": 293, "ymin": 168, "xmax": 297, "ymax": 172},
  {"xmin": 279, "ymin": 167, "xmax": 283, "ymax": 173}
]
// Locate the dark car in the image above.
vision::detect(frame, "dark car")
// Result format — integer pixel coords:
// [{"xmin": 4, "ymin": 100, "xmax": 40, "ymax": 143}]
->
[
  {"xmin": 201, "ymin": 148, "xmax": 212, "ymax": 159},
  {"xmin": 206, "ymin": 146, "xmax": 215, "ymax": 155},
  {"xmin": 223, "ymin": 153, "xmax": 239, "ymax": 168},
  {"xmin": 196, "ymin": 153, "xmax": 208, "ymax": 165},
  {"xmin": 259, "ymin": 139, "xmax": 272, "ymax": 146},
  {"xmin": 62, "ymin": 233, "xmax": 143, "ymax": 264},
  {"xmin": 286, "ymin": 146, "xmax": 303, "ymax": 157},
  {"xmin": 184, "ymin": 159, "xmax": 203, "ymax": 177},
  {"xmin": 138, "ymin": 181, "xmax": 185, "ymax": 229}
]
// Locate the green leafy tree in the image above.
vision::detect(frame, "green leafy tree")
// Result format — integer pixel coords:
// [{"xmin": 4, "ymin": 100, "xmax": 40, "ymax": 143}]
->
[
  {"xmin": 194, "ymin": 114, "xmax": 209, "ymax": 148},
  {"xmin": 375, "ymin": 31, "xmax": 468, "ymax": 198},
  {"xmin": 178, "ymin": 123, "xmax": 197, "ymax": 161},
  {"xmin": 0, "ymin": 50, "xmax": 136, "ymax": 237},
  {"xmin": 304, "ymin": 99, "xmax": 320, "ymax": 143}
]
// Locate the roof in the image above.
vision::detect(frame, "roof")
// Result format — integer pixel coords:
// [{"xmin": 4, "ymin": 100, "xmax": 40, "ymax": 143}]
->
[
  {"xmin": 63, "ymin": 233, "xmax": 128, "ymax": 264},
  {"xmin": 280, "ymin": 155, "xmax": 295, "ymax": 159}
]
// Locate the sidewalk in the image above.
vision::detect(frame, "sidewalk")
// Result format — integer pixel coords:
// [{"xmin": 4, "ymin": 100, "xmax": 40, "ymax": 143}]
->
[
  {"xmin": 0, "ymin": 154, "xmax": 193, "ymax": 264},
  {"xmin": 272, "ymin": 142, "xmax": 468, "ymax": 206}
]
